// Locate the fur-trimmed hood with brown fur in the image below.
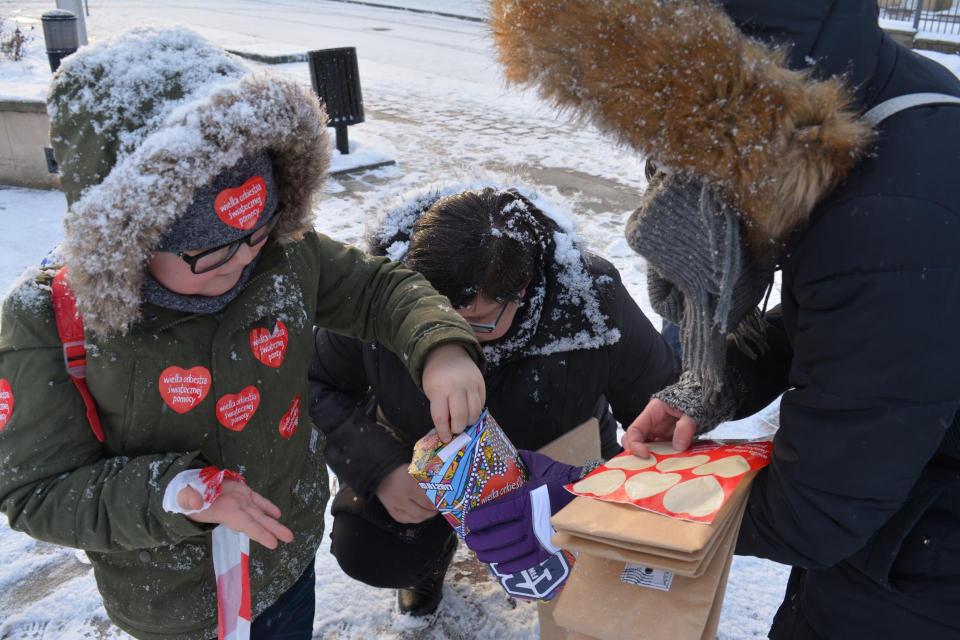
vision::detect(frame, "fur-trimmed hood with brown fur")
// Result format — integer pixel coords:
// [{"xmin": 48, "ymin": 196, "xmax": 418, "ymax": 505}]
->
[
  {"xmin": 488, "ymin": 0, "xmax": 875, "ymax": 253},
  {"xmin": 47, "ymin": 28, "xmax": 330, "ymax": 336}
]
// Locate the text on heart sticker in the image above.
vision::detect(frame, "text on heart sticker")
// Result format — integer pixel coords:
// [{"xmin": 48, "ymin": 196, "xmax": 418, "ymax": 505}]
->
[
  {"xmin": 278, "ymin": 395, "xmax": 300, "ymax": 439},
  {"xmin": 214, "ymin": 176, "xmax": 267, "ymax": 230},
  {"xmin": 250, "ymin": 321, "xmax": 288, "ymax": 369},
  {"xmin": 216, "ymin": 386, "xmax": 261, "ymax": 432},
  {"xmin": 0, "ymin": 379, "xmax": 14, "ymax": 431},
  {"xmin": 159, "ymin": 366, "xmax": 212, "ymax": 414}
]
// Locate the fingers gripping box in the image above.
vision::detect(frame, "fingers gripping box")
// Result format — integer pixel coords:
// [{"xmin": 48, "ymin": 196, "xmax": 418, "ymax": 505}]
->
[{"xmin": 409, "ymin": 410, "xmax": 571, "ymax": 600}]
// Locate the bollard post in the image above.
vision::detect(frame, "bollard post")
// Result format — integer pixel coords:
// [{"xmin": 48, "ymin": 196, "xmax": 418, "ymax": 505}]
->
[
  {"xmin": 41, "ymin": 10, "xmax": 79, "ymax": 72},
  {"xmin": 56, "ymin": 0, "xmax": 88, "ymax": 46},
  {"xmin": 307, "ymin": 47, "xmax": 365, "ymax": 155}
]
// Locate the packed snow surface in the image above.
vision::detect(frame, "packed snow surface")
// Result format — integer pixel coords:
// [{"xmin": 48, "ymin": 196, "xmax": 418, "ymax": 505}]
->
[{"xmin": 3, "ymin": 0, "xmax": 955, "ymax": 638}]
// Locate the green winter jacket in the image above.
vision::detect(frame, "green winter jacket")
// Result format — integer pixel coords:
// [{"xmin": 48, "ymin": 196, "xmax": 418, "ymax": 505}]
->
[
  {"xmin": 0, "ymin": 232, "xmax": 479, "ymax": 639},
  {"xmin": 0, "ymin": 28, "xmax": 481, "ymax": 639}
]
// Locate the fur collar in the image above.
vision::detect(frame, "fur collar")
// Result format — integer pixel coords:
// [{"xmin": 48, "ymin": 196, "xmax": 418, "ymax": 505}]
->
[
  {"xmin": 49, "ymin": 29, "xmax": 330, "ymax": 335},
  {"xmin": 489, "ymin": 0, "xmax": 875, "ymax": 256}
]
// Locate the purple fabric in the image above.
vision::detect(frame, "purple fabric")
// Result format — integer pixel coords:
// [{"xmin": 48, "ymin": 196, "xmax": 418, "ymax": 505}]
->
[{"xmin": 463, "ymin": 450, "xmax": 581, "ymax": 573}]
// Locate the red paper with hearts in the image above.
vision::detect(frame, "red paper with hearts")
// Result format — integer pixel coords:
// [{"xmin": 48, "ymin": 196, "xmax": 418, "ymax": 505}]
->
[
  {"xmin": 215, "ymin": 176, "xmax": 267, "ymax": 230},
  {"xmin": 278, "ymin": 395, "xmax": 300, "ymax": 439},
  {"xmin": 159, "ymin": 366, "xmax": 212, "ymax": 414},
  {"xmin": 0, "ymin": 378, "xmax": 13, "ymax": 431},
  {"xmin": 216, "ymin": 387, "xmax": 261, "ymax": 432},
  {"xmin": 566, "ymin": 440, "xmax": 773, "ymax": 524},
  {"xmin": 250, "ymin": 321, "xmax": 288, "ymax": 369}
]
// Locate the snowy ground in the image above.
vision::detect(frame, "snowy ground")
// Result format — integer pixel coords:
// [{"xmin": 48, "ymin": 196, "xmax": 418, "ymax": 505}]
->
[{"xmin": 5, "ymin": 1, "xmax": 957, "ymax": 638}]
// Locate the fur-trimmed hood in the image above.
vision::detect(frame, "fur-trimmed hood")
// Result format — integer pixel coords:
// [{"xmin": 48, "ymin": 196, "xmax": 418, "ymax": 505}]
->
[
  {"xmin": 488, "ymin": 0, "xmax": 875, "ymax": 254},
  {"xmin": 48, "ymin": 28, "xmax": 330, "ymax": 335},
  {"xmin": 721, "ymin": 1, "xmax": 886, "ymax": 109},
  {"xmin": 367, "ymin": 180, "xmax": 622, "ymax": 365}
]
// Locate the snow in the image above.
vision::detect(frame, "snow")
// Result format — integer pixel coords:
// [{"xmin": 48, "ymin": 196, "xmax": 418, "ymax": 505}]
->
[
  {"xmin": 329, "ymin": 133, "xmax": 396, "ymax": 175},
  {"xmin": 6, "ymin": 0, "xmax": 927, "ymax": 637},
  {"xmin": 919, "ymin": 48, "xmax": 960, "ymax": 72},
  {"xmin": 326, "ymin": 0, "xmax": 487, "ymax": 20},
  {"xmin": 0, "ymin": 15, "xmax": 47, "ymax": 101},
  {"xmin": 0, "ymin": 187, "xmax": 65, "ymax": 290}
]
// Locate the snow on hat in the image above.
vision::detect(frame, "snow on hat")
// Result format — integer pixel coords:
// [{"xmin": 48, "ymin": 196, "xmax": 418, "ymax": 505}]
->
[{"xmin": 48, "ymin": 27, "xmax": 330, "ymax": 335}]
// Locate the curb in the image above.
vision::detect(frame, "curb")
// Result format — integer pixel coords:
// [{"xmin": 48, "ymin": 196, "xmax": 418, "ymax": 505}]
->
[
  {"xmin": 321, "ymin": 0, "xmax": 485, "ymax": 23},
  {"xmin": 329, "ymin": 159, "xmax": 397, "ymax": 176},
  {"xmin": 227, "ymin": 50, "xmax": 308, "ymax": 65}
]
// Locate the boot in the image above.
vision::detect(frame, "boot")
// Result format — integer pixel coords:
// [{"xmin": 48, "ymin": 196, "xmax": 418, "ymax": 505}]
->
[{"xmin": 397, "ymin": 533, "xmax": 457, "ymax": 617}]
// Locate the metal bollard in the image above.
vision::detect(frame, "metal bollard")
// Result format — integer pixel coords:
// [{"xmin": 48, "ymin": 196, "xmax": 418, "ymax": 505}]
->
[
  {"xmin": 307, "ymin": 47, "xmax": 365, "ymax": 155},
  {"xmin": 55, "ymin": 0, "xmax": 88, "ymax": 46},
  {"xmin": 41, "ymin": 9, "xmax": 79, "ymax": 72}
]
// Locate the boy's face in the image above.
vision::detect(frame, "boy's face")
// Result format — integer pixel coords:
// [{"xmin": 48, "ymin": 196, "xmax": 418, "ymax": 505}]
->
[
  {"xmin": 148, "ymin": 238, "xmax": 266, "ymax": 297},
  {"xmin": 458, "ymin": 291, "xmax": 524, "ymax": 343}
]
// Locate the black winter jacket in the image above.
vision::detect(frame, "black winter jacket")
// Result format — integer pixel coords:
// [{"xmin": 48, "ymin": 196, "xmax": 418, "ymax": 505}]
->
[
  {"xmin": 720, "ymin": 2, "xmax": 960, "ymax": 638},
  {"xmin": 309, "ymin": 254, "xmax": 678, "ymax": 501}
]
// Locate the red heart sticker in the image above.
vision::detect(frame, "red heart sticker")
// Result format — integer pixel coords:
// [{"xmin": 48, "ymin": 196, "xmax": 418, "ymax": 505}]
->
[
  {"xmin": 216, "ymin": 386, "xmax": 261, "ymax": 432},
  {"xmin": 278, "ymin": 395, "xmax": 300, "ymax": 439},
  {"xmin": 158, "ymin": 366, "xmax": 212, "ymax": 414},
  {"xmin": 0, "ymin": 379, "xmax": 14, "ymax": 431},
  {"xmin": 214, "ymin": 175, "xmax": 267, "ymax": 230},
  {"xmin": 250, "ymin": 321, "xmax": 288, "ymax": 369}
]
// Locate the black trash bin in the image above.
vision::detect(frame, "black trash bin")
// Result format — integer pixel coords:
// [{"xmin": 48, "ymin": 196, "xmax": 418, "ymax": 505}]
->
[
  {"xmin": 307, "ymin": 47, "xmax": 365, "ymax": 155},
  {"xmin": 41, "ymin": 9, "xmax": 79, "ymax": 72}
]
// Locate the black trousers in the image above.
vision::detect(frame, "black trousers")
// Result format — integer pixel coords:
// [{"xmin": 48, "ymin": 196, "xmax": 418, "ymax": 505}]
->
[{"xmin": 329, "ymin": 485, "xmax": 457, "ymax": 589}]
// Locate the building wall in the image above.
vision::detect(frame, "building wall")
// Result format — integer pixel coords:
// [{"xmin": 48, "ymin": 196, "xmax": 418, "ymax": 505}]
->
[{"xmin": 0, "ymin": 99, "xmax": 60, "ymax": 190}]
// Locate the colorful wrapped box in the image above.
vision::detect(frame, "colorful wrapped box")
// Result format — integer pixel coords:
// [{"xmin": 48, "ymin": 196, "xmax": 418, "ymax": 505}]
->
[{"xmin": 409, "ymin": 410, "xmax": 571, "ymax": 600}]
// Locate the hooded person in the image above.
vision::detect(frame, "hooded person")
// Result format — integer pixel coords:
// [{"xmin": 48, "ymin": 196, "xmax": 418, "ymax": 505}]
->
[
  {"xmin": 0, "ymin": 28, "xmax": 486, "ymax": 639},
  {"xmin": 474, "ymin": 1, "xmax": 960, "ymax": 637},
  {"xmin": 308, "ymin": 181, "xmax": 678, "ymax": 616}
]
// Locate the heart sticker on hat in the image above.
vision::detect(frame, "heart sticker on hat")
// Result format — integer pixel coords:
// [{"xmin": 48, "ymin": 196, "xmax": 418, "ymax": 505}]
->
[
  {"xmin": 159, "ymin": 366, "xmax": 212, "ymax": 414},
  {"xmin": 278, "ymin": 395, "xmax": 300, "ymax": 440},
  {"xmin": 215, "ymin": 175, "xmax": 267, "ymax": 230},
  {"xmin": 0, "ymin": 379, "xmax": 14, "ymax": 431},
  {"xmin": 250, "ymin": 321, "xmax": 288, "ymax": 369},
  {"xmin": 216, "ymin": 386, "xmax": 261, "ymax": 432}
]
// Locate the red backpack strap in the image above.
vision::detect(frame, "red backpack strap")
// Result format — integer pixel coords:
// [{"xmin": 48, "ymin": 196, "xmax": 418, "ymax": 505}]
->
[{"xmin": 51, "ymin": 267, "xmax": 105, "ymax": 443}]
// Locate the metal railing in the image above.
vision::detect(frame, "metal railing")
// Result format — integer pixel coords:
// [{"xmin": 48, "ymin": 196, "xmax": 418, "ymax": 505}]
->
[{"xmin": 879, "ymin": 0, "xmax": 960, "ymax": 36}]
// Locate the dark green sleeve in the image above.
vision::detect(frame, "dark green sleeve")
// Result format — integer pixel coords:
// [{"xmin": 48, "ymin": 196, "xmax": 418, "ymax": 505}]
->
[
  {"xmin": 0, "ymin": 283, "xmax": 209, "ymax": 552},
  {"xmin": 302, "ymin": 232, "xmax": 482, "ymax": 385}
]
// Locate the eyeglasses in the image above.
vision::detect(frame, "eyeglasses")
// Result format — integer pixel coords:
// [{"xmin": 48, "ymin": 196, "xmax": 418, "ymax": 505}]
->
[
  {"xmin": 467, "ymin": 297, "xmax": 519, "ymax": 334},
  {"xmin": 177, "ymin": 215, "xmax": 280, "ymax": 274}
]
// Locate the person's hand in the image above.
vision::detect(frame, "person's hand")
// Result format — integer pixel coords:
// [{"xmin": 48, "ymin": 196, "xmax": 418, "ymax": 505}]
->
[
  {"xmin": 463, "ymin": 450, "xmax": 580, "ymax": 573},
  {"xmin": 376, "ymin": 464, "xmax": 438, "ymax": 524},
  {"xmin": 421, "ymin": 343, "xmax": 485, "ymax": 442},
  {"xmin": 621, "ymin": 398, "xmax": 699, "ymax": 458},
  {"xmin": 178, "ymin": 480, "xmax": 294, "ymax": 549}
]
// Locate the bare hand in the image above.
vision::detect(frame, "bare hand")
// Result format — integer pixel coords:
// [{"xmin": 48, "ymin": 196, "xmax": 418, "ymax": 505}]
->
[
  {"xmin": 376, "ymin": 465, "xmax": 438, "ymax": 524},
  {"xmin": 178, "ymin": 480, "xmax": 294, "ymax": 549},
  {"xmin": 421, "ymin": 343, "xmax": 485, "ymax": 442},
  {"xmin": 621, "ymin": 398, "xmax": 699, "ymax": 458}
]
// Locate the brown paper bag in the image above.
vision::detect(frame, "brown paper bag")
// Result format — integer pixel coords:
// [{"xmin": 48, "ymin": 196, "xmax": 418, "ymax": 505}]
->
[
  {"xmin": 535, "ymin": 419, "xmax": 601, "ymax": 640},
  {"xmin": 553, "ymin": 531, "xmax": 705, "ymax": 578},
  {"xmin": 537, "ymin": 418, "xmax": 602, "ymax": 465},
  {"xmin": 551, "ymin": 482, "xmax": 748, "ymax": 577},
  {"xmin": 551, "ymin": 498, "xmax": 747, "ymax": 640}
]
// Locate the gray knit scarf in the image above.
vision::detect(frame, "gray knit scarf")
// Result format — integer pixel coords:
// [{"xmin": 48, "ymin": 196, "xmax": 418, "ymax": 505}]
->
[{"xmin": 625, "ymin": 172, "xmax": 774, "ymax": 426}]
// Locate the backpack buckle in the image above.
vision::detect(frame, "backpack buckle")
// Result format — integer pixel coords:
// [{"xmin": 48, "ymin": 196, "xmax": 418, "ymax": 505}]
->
[{"xmin": 62, "ymin": 340, "xmax": 87, "ymax": 378}]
